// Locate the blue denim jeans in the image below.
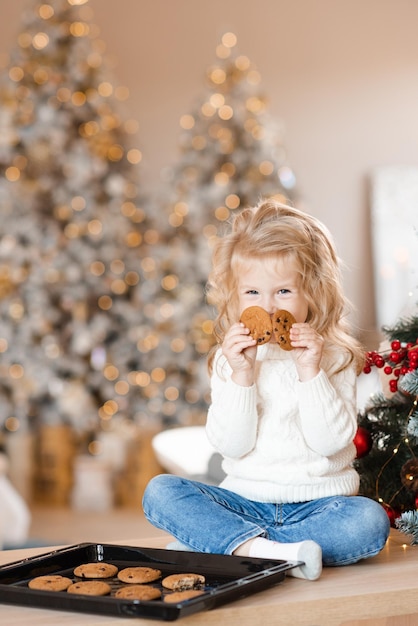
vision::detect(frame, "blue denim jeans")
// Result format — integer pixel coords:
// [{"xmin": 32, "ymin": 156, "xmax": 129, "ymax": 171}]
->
[{"xmin": 142, "ymin": 475, "xmax": 390, "ymax": 566}]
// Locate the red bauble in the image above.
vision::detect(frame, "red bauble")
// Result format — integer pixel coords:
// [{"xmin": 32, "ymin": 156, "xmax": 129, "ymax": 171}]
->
[
  {"xmin": 382, "ymin": 503, "xmax": 401, "ymax": 528},
  {"xmin": 353, "ymin": 426, "xmax": 373, "ymax": 459}
]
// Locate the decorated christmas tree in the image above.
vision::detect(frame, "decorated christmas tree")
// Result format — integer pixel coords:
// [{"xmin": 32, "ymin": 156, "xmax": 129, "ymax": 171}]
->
[
  {"xmin": 142, "ymin": 32, "xmax": 299, "ymax": 425},
  {"xmin": 0, "ymin": 0, "xmax": 161, "ymax": 437},
  {"xmin": 355, "ymin": 314, "xmax": 418, "ymax": 542}
]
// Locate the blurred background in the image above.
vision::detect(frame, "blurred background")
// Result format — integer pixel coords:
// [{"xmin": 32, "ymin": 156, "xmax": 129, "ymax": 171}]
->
[{"xmin": 0, "ymin": 0, "xmax": 417, "ymax": 547}]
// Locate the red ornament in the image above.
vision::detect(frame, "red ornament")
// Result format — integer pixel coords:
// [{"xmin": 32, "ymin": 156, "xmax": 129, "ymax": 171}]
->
[
  {"xmin": 362, "ymin": 339, "xmax": 418, "ymax": 391},
  {"xmin": 353, "ymin": 426, "xmax": 373, "ymax": 459},
  {"xmin": 382, "ymin": 503, "xmax": 401, "ymax": 528},
  {"xmin": 389, "ymin": 351, "xmax": 401, "ymax": 363},
  {"xmin": 389, "ymin": 379, "xmax": 398, "ymax": 392}
]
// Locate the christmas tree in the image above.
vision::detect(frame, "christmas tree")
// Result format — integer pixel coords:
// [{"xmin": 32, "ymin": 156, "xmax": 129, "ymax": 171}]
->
[
  {"xmin": 355, "ymin": 314, "xmax": 418, "ymax": 543},
  {"xmin": 0, "ymin": 0, "xmax": 161, "ymax": 437},
  {"xmin": 143, "ymin": 32, "xmax": 299, "ymax": 425}
]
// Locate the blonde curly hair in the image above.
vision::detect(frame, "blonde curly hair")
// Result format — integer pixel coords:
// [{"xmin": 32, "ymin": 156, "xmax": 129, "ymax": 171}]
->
[{"xmin": 206, "ymin": 199, "xmax": 364, "ymax": 373}]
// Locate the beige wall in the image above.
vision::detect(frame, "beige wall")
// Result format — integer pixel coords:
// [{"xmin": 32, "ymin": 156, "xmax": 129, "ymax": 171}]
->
[{"xmin": 1, "ymin": 0, "xmax": 418, "ymax": 344}]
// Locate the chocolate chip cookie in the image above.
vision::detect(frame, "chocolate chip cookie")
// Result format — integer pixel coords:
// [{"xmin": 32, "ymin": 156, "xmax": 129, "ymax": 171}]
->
[
  {"xmin": 240, "ymin": 306, "xmax": 273, "ymax": 344},
  {"xmin": 272, "ymin": 309, "xmax": 296, "ymax": 351}
]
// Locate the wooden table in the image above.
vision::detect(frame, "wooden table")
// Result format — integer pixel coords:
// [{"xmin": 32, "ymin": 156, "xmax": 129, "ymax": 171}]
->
[{"xmin": 0, "ymin": 530, "xmax": 417, "ymax": 626}]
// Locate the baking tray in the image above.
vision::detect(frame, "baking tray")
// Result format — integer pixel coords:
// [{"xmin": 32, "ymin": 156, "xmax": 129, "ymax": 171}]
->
[{"xmin": 0, "ymin": 542, "xmax": 299, "ymax": 621}]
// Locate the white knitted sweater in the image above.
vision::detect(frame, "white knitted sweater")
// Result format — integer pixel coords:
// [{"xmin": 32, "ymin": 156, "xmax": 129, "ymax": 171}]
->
[{"xmin": 206, "ymin": 342, "xmax": 360, "ymax": 503}]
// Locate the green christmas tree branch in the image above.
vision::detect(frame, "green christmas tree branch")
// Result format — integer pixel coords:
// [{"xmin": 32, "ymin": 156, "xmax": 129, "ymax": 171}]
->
[
  {"xmin": 355, "ymin": 313, "xmax": 418, "ymax": 521},
  {"xmin": 395, "ymin": 510, "xmax": 418, "ymax": 545},
  {"xmin": 382, "ymin": 315, "xmax": 418, "ymax": 343}
]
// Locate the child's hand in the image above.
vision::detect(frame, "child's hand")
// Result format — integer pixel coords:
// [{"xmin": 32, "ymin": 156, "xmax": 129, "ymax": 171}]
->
[
  {"xmin": 221, "ymin": 322, "xmax": 257, "ymax": 386},
  {"xmin": 289, "ymin": 323, "xmax": 324, "ymax": 381}
]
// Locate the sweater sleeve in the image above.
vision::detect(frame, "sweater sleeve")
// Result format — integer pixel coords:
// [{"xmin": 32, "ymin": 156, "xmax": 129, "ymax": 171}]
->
[
  {"xmin": 205, "ymin": 351, "xmax": 259, "ymax": 458},
  {"xmin": 297, "ymin": 361, "xmax": 358, "ymax": 457}
]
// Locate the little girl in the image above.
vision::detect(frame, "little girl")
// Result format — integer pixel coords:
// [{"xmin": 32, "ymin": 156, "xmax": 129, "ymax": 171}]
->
[{"xmin": 143, "ymin": 199, "xmax": 390, "ymax": 580}]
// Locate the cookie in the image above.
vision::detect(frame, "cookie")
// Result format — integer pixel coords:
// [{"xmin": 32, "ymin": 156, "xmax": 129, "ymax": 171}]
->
[
  {"xmin": 28, "ymin": 574, "xmax": 73, "ymax": 592},
  {"xmin": 67, "ymin": 580, "xmax": 111, "ymax": 596},
  {"xmin": 163, "ymin": 589, "xmax": 204, "ymax": 603},
  {"xmin": 117, "ymin": 566, "xmax": 161, "ymax": 584},
  {"xmin": 115, "ymin": 584, "xmax": 162, "ymax": 601},
  {"xmin": 162, "ymin": 573, "xmax": 205, "ymax": 591},
  {"xmin": 73, "ymin": 562, "xmax": 118, "ymax": 579},
  {"xmin": 272, "ymin": 309, "xmax": 296, "ymax": 351},
  {"xmin": 240, "ymin": 306, "xmax": 273, "ymax": 345}
]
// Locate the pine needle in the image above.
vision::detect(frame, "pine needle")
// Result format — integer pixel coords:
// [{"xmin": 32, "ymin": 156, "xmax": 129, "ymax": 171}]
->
[{"xmin": 395, "ymin": 510, "xmax": 418, "ymax": 545}]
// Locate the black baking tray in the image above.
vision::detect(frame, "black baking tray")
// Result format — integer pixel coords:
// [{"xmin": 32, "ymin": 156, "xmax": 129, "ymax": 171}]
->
[{"xmin": 0, "ymin": 542, "xmax": 299, "ymax": 620}]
